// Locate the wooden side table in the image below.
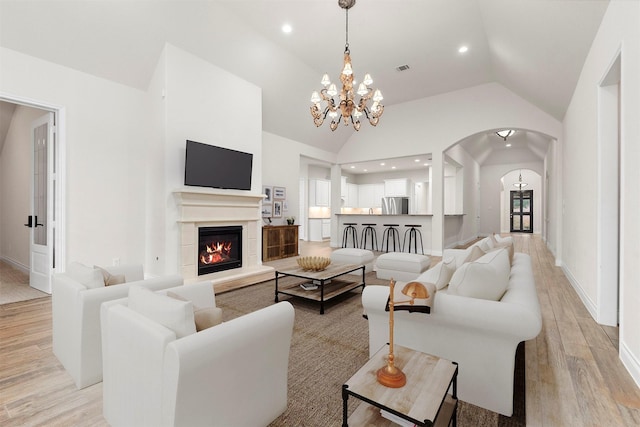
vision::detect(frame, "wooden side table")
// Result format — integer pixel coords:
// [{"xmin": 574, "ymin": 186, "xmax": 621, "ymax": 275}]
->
[{"xmin": 342, "ymin": 344, "xmax": 458, "ymax": 427}]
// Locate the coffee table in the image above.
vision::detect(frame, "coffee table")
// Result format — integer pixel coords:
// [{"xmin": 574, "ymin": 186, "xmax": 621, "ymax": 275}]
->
[
  {"xmin": 274, "ymin": 263, "xmax": 365, "ymax": 314},
  {"xmin": 342, "ymin": 344, "xmax": 458, "ymax": 427}
]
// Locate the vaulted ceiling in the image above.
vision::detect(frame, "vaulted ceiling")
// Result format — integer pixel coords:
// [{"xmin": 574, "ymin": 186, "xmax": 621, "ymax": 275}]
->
[{"xmin": 0, "ymin": 0, "xmax": 609, "ymax": 164}]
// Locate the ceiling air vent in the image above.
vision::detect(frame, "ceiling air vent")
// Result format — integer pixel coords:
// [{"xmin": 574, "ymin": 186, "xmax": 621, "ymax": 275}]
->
[{"xmin": 396, "ymin": 64, "xmax": 410, "ymax": 72}]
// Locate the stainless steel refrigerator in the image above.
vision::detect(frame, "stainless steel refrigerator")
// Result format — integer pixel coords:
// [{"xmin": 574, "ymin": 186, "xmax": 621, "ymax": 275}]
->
[{"xmin": 381, "ymin": 197, "xmax": 409, "ymax": 215}]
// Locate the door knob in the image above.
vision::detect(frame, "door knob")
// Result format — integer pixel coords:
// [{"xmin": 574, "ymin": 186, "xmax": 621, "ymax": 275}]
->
[
  {"xmin": 24, "ymin": 215, "xmax": 33, "ymax": 228},
  {"xmin": 34, "ymin": 215, "xmax": 44, "ymax": 227}
]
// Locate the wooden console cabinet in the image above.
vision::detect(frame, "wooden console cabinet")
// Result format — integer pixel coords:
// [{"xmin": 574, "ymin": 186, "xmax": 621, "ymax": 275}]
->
[{"xmin": 262, "ymin": 225, "xmax": 299, "ymax": 261}]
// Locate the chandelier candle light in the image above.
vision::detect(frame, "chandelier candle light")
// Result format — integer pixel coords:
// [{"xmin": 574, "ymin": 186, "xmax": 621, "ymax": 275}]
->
[{"xmin": 310, "ymin": 0, "xmax": 383, "ymax": 131}]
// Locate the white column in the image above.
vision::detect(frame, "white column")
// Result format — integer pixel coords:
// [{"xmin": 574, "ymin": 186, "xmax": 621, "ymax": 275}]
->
[
  {"xmin": 330, "ymin": 164, "xmax": 342, "ymax": 248},
  {"xmin": 431, "ymin": 151, "xmax": 444, "ymax": 256}
]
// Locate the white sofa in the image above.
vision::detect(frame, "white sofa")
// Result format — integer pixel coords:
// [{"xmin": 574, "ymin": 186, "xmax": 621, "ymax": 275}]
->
[
  {"xmin": 101, "ymin": 282, "xmax": 295, "ymax": 427},
  {"xmin": 52, "ymin": 262, "xmax": 183, "ymax": 389},
  {"xmin": 362, "ymin": 240, "xmax": 541, "ymax": 416}
]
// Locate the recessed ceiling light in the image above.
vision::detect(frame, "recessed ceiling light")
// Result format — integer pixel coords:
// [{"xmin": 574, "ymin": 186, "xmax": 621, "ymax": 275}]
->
[
  {"xmin": 391, "ymin": 166, "xmax": 396, "ymax": 169},
  {"xmin": 424, "ymin": 163, "xmax": 429, "ymax": 167},
  {"xmin": 380, "ymin": 162, "xmax": 385, "ymax": 166},
  {"xmin": 414, "ymin": 159, "xmax": 420, "ymax": 162},
  {"xmin": 363, "ymin": 169, "xmax": 368, "ymax": 172},
  {"xmin": 282, "ymin": 24, "xmax": 292, "ymax": 34},
  {"xmin": 506, "ymin": 143, "xmax": 512, "ymax": 148},
  {"xmin": 350, "ymin": 165, "xmax": 355, "ymax": 169},
  {"xmin": 458, "ymin": 45, "xmax": 468, "ymax": 54}
]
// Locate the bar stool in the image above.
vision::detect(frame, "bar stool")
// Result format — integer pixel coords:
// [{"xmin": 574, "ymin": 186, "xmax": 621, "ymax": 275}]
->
[
  {"xmin": 341, "ymin": 223, "xmax": 359, "ymax": 248},
  {"xmin": 381, "ymin": 224, "xmax": 401, "ymax": 252},
  {"xmin": 403, "ymin": 224, "xmax": 424, "ymax": 254},
  {"xmin": 360, "ymin": 223, "xmax": 378, "ymax": 251}
]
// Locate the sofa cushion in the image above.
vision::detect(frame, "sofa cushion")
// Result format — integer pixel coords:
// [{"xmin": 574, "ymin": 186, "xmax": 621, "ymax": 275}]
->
[
  {"xmin": 464, "ymin": 245, "xmax": 486, "ymax": 264},
  {"xmin": 416, "ymin": 257, "xmax": 456, "ymax": 290},
  {"xmin": 67, "ymin": 262, "xmax": 104, "ymax": 289},
  {"xmin": 167, "ymin": 290, "xmax": 223, "ymax": 332},
  {"xmin": 479, "ymin": 237, "xmax": 495, "ymax": 252},
  {"xmin": 494, "ymin": 234, "xmax": 513, "ymax": 245},
  {"xmin": 95, "ymin": 266, "xmax": 126, "ymax": 286},
  {"xmin": 128, "ymin": 286, "xmax": 196, "ymax": 338},
  {"xmin": 194, "ymin": 307, "xmax": 223, "ymax": 331},
  {"xmin": 493, "ymin": 241, "xmax": 514, "ymax": 264},
  {"xmin": 448, "ymin": 248, "xmax": 510, "ymax": 301}
]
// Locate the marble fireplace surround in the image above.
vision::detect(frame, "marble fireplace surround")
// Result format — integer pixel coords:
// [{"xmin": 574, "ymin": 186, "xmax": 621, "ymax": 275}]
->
[{"xmin": 174, "ymin": 189, "xmax": 273, "ymax": 291}]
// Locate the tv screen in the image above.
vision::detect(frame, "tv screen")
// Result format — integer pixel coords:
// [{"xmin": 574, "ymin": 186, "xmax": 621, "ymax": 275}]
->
[{"xmin": 184, "ymin": 140, "xmax": 253, "ymax": 190}]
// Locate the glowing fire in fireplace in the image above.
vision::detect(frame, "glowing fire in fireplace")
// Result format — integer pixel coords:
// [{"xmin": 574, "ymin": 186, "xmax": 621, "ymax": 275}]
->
[{"xmin": 200, "ymin": 241, "xmax": 233, "ymax": 265}]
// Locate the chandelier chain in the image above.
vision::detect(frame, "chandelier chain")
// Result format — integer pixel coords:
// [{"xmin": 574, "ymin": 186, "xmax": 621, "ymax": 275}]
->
[{"xmin": 344, "ymin": 8, "xmax": 349, "ymax": 53}]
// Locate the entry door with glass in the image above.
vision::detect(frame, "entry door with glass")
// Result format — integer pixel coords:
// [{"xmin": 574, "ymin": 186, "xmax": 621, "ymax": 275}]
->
[{"xmin": 510, "ymin": 190, "xmax": 533, "ymax": 233}]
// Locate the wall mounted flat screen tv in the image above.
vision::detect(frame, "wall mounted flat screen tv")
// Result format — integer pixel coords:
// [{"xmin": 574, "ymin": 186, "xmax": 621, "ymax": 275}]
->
[{"xmin": 184, "ymin": 140, "xmax": 253, "ymax": 190}]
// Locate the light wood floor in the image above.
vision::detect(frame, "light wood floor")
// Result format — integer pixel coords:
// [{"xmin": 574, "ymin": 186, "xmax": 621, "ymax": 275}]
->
[{"xmin": 1, "ymin": 235, "xmax": 639, "ymax": 426}]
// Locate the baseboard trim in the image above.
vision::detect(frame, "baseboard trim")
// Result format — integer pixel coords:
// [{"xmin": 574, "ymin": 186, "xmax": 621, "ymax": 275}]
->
[
  {"xmin": 560, "ymin": 261, "xmax": 598, "ymax": 321},
  {"xmin": 620, "ymin": 341, "xmax": 640, "ymax": 389},
  {"xmin": 0, "ymin": 256, "xmax": 29, "ymax": 275}
]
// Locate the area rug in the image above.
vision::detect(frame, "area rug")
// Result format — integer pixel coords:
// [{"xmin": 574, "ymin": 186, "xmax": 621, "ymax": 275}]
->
[{"xmin": 216, "ymin": 273, "xmax": 525, "ymax": 427}]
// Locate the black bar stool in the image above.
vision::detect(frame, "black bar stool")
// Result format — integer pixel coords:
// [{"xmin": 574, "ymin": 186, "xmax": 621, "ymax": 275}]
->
[
  {"xmin": 341, "ymin": 223, "xmax": 359, "ymax": 248},
  {"xmin": 403, "ymin": 224, "xmax": 424, "ymax": 254},
  {"xmin": 381, "ymin": 224, "xmax": 401, "ymax": 252},
  {"xmin": 360, "ymin": 223, "xmax": 378, "ymax": 251}
]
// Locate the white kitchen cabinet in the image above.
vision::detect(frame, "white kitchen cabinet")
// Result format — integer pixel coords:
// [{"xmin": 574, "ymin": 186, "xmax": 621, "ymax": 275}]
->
[
  {"xmin": 309, "ymin": 179, "xmax": 330, "ymax": 206},
  {"xmin": 308, "ymin": 219, "xmax": 323, "ymax": 241},
  {"xmin": 322, "ymin": 219, "xmax": 331, "ymax": 238},
  {"xmin": 358, "ymin": 184, "xmax": 374, "ymax": 208},
  {"xmin": 344, "ymin": 183, "xmax": 359, "ymax": 208},
  {"xmin": 373, "ymin": 183, "xmax": 385, "ymax": 207},
  {"xmin": 309, "ymin": 218, "xmax": 330, "ymax": 241},
  {"xmin": 384, "ymin": 178, "xmax": 411, "ymax": 197}
]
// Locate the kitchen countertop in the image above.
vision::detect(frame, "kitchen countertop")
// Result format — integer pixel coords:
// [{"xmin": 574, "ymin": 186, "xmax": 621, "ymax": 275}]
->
[
  {"xmin": 336, "ymin": 213, "xmax": 466, "ymax": 216},
  {"xmin": 336, "ymin": 213, "xmax": 433, "ymax": 216}
]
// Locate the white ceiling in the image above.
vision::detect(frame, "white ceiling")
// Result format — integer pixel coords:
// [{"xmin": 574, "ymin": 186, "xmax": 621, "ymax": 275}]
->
[{"xmin": 0, "ymin": 0, "xmax": 609, "ymax": 167}]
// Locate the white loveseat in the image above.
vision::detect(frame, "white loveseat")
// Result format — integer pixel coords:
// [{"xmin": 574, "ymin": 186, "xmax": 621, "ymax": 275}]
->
[
  {"xmin": 52, "ymin": 262, "xmax": 183, "ymax": 389},
  {"xmin": 362, "ymin": 239, "xmax": 541, "ymax": 416},
  {"xmin": 101, "ymin": 282, "xmax": 295, "ymax": 427}
]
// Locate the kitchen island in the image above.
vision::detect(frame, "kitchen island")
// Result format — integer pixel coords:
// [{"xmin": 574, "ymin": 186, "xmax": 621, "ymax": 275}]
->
[{"xmin": 336, "ymin": 214, "xmax": 433, "ymax": 254}]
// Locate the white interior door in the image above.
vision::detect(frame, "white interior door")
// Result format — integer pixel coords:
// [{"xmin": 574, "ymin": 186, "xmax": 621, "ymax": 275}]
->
[{"xmin": 29, "ymin": 112, "xmax": 54, "ymax": 293}]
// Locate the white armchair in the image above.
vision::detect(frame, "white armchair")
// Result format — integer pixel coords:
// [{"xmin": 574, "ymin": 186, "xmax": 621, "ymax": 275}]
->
[
  {"xmin": 52, "ymin": 262, "xmax": 183, "ymax": 389},
  {"xmin": 101, "ymin": 282, "xmax": 295, "ymax": 427}
]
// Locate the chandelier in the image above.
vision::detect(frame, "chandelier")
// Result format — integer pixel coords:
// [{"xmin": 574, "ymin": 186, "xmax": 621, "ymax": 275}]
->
[
  {"xmin": 513, "ymin": 170, "xmax": 528, "ymax": 190},
  {"xmin": 310, "ymin": 0, "xmax": 383, "ymax": 131}
]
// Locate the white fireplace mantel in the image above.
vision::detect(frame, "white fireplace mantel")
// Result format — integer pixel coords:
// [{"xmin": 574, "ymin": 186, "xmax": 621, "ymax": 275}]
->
[{"xmin": 174, "ymin": 188, "xmax": 273, "ymax": 289}]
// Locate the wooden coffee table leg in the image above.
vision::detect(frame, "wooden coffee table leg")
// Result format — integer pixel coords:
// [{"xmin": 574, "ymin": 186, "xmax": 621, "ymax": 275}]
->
[{"xmin": 320, "ymin": 279, "xmax": 325, "ymax": 314}]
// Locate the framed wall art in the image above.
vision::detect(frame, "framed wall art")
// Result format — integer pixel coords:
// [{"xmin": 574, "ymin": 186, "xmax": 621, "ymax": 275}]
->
[
  {"xmin": 274, "ymin": 186, "xmax": 286, "ymax": 200},
  {"xmin": 273, "ymin": 201, "xmax": 283, "ymax": 218},
  {"xmin": 262, "ymin": 186, "xmax": 273, "ymax": 203}
]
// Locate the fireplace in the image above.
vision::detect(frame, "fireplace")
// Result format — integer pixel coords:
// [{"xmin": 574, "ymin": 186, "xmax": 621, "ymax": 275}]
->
[{"xmin": 198, "ymin": 226, "xmax": 242, "ymax": 275}]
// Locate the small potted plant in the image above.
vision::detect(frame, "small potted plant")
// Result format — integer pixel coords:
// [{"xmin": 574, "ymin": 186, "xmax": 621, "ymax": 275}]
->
[{"xmin": 286, "ymin": 216, "xmax": 295, "ymax": 225}]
